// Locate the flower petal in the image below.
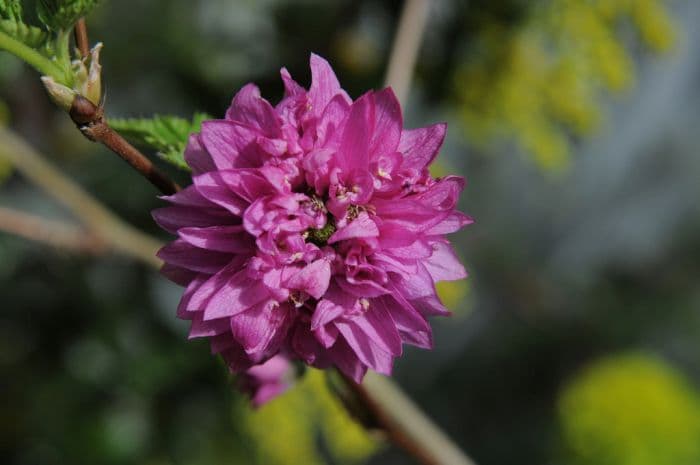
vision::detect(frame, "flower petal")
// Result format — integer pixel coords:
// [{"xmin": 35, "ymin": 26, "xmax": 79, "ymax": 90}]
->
[{"xmin": 398, "ymin": 123, "xmax": 447, "ymax": 171}]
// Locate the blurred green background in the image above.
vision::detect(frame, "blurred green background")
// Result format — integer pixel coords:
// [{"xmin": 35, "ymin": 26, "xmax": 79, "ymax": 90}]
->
[{"xmin": 2, "ymin": 1, "xmax": 700, "ymax": 464}]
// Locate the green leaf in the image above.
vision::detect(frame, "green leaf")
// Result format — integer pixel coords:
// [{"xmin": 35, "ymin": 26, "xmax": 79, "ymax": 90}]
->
[
  {"xmin": 37, "ymin": 0, "xmax": 100, "ymax": 31},
  {"xmin": 0, "ymin": 1, "xmax": 49, "ymax": 49},
  {"xmin": 0, "ymin": 0, "xmax": 23, "ymax": 22},
  {"xmin": 109, "ymin": 113, "xmax": 210, "ymax": 172}
]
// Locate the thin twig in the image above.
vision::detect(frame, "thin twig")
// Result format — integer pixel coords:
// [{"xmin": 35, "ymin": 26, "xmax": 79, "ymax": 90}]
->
[
  {"xmin": 383, "ymin": 0, "xmax": 432, "ymax": 104},
  {"xmin": 69, "ymin": 18, "xmax": 179, "ymax": 195},
  {"xmin": 74, "ymin": 18, "xmax": 90, "ymax": 59},
  {"xmin": 0, "ymin": 126, "xmax": 162, "ymax": 268},
  {"xmin": 69, "ymin": 95, "xmax": 181, "ymax": 195},
  {"xmin": 0, "ymin": 206, "xmax": 104, "ymax": 254}
]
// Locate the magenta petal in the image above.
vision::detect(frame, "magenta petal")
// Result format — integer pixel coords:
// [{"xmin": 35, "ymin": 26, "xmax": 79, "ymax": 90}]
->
[
  {"xmin": 335, "ymin": 321, "xmax": 394, "ymax": 375},
  {"xmin": 178, "ymin": 225, "xmax": 254, "ymax": 254},
  {"xmin": 398, "ymin": 123, "xmax": 447, "ymax": 171},
  {"xmin": 328, "ymin": 212, "xmax": 379, "ymax": 243},
  {"xmin": 400, "ymin": 330, "xmax": 433, "ymax": 349},
  {"xmin": 311, "ymin": 298, "xmax": 345, "ymax": 330},
  {"xmin": 377, "ymin": 295, "xmax": 430, "ymax": 334},
  {"xmin": 286, "ymin": 259, "xmax": 331, "ymax": 300},
  {"xmin": 200, "ymin": 120, "xmax": 263, "ymax": 170},
  {"xmin": 309, "ymin": 53, "xmax": 349, "ymax": 116},
  {"xmin": 189, "ymin": 313, "xmax": 230, "ymax": 338},
  {"xmin": 176, "ymin": 274, "xmax": 208, "ymax": 319},
  {"xmin": 329, "ymin": 338, "xmax": 368, "ymax": 382},
  {"xmin": 424, "ymin": 241, "xmax": 467, "ymax": 282},
  {"xmin": 280, "ymin": 67, "xmax": 305, "ymax": 97},
  {"xmin": 337, "ymin": 92, "xmax": 374, "ymax": 174},
  {"xmin": 161, "ymin": 263, "xmax": 198, "ymax": 287},
  {"xmin": 156, "ymin": 239, "xmax": 233, "ymax": 274},
  {"xmin": 184, "ymin": 133, "xmax": 216, "ymax": 175},
  {"xmin": 314, "ymin": 323, "xmax": 340, "ymax": 348},
  {"xmin": 193, "ymin": 172, "xmax": 249, "ymax": 215},
  {"xmin": 346, "ymin": 301, "xmax": 402, "ymax": 356},
  {"xmin": 370, "ymin": 87, "xmax": 402, "ymax": 159},
  {"xmin": 424, "ymin": 211, "xmax": 474, "ymax": 235},
  {"xmin": 202, "ymin": 270, "xmax": 270, "ymax": 320},
  {"xmin": 225, "ymin": 84, "xmax": 281, "ymax": 137},
  {"xmin": 230, "ymin": 300, "xmax": 291, "ymax": 355}
]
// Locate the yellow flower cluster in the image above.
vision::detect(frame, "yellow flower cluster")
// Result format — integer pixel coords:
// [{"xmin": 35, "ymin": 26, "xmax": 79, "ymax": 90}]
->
[
  {"xmin": 558, "ymin": 352, "xmax": 700, "ymax": 465},
  {"xmin": 455, "ymin": 0, "xmax": 675, "ymax": 171},
  {"xmin": 243, "ymin": 368, "xmax": 378, "ymax": 465}
]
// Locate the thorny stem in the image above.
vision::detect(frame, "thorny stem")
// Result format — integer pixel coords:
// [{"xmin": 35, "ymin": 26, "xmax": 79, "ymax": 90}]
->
[{"xmin": 69, "ymin": 95, "xmax": 181, "ymax": 195}]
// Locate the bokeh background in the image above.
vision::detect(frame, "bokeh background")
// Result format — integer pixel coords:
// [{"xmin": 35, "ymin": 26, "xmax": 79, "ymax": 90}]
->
[{"xmin": 2, "ymin": 1, "xmax": 700, "ymax": 464}]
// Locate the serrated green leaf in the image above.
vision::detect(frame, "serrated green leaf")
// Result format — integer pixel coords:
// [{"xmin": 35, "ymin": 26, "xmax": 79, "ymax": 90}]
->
[
  {"xmin": 0, "ymin": 0, "xmax": 23, "ymax": 22},
  {"xmin": 0, "ymin": 19, "xmax": 48, "ymax": 48},
  {"xmin": 37, "ymin": 0, "xmax": 100, "ymax": 31},
  {"xmin": 109, "ymin": 113, "xmax": 211, "ymax": 172},
  {"xmin": 0, "ymin": 1, "xmax": 48, "ymax": 48}
]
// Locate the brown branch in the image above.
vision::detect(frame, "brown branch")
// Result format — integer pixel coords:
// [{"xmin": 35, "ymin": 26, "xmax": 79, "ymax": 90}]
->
[
  {"xmin": 74, "ymin": 18, "xmax": 90, "ymax": 59},
  {"xmin": 0, "ymin": 206, "xmax": 104, "ymax": 254},
  {"xmin": 69, "ymin": 95, "xmax": 181, "ymax": 195}
]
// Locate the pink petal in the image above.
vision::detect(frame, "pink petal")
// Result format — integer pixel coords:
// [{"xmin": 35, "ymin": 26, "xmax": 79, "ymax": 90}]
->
[
  {"xmin": 370, "ymin": 87, "xmax": 402, "ymax": 159},
  {"xmin": 328, "ymin": 212, "xmax": 379, "ymax": 243},
  {"xmin": 178, "ymin": 225, "xmax": 254, "ymax": 254},
  {"xmin": 230, "ymin": 300, "xmax": 292, "ymax": 355},
  {"xmin": 184, "ymin": 133, "xmax": 216, "ymax": 175},
  {"xmin": 337, "ymin": 92, "xmax": 374, "ymax": 174},
  {"xmin": 202, "ymin": 269, "xmax": 271, "ymax": 320},
  {"xmin": 424, "ymin": 211, "xmax": 474, "ymax": 235},
  {"xmin": 157, "ymin": 239, "xmax": 233, "ymax": 274},
  {"xmin": 335, "ymin": 322, "xmax": 394, "ymax": 375},
  {"xmin": 192, "ymin": 172, "xmax": 249, "ymax": 215},
  {"xmin": 309, "ymin": 53, "xmax": 350, "ymax": 116},
  {"xmin": 311, "ymin": 298, "xmax": 345, "ymax": 330},
  {"xmin": 329, "ymin": 338, "xmax": 368, "ymax": 382},
  {"xmin": 398, "ymin": 123, "xmax": 447, "ymax": 171},
  {"xmin": 200, "ymin": 120, "xmax": 264, "ymax": 170},
  {"xmin": 423, "ymin": 241, "xmax": 467, "ymax": 282},
  {"xmin": 225, "ymin": 83, "xmax": 281, "ymax": 137},
  {"xmin": 285, "ymin": 259, "xmax": 331, "ymax": 300}
]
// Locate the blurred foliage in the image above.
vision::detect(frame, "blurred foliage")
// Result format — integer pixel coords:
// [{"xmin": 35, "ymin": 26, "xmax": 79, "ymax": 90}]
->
[
  {"xmin": 559, "ymin": 353, "xmax": 700, "ymax": 465},
  {"xmin": 244, "ymin": 369, "xmax": 377, "ymax": 465},
  {"xmin": 454, "ymin": 0, "xmax": 676, "ymax": 170},
  {"xmin": 0, "ymin": 0, "xmax": 50, "ymax": 50},
  {"xmin": 110, "ymin": 113, "xmax": 210, "ymax": 171},
  {"xmin": 37, "ymin": 0, "xmax": 100, "ymax": 31}
]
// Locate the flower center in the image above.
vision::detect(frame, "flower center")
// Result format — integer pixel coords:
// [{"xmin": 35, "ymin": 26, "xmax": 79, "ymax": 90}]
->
[{"xmin": 306, "ymin": 217, "xmax": 336, "ymax": 246}]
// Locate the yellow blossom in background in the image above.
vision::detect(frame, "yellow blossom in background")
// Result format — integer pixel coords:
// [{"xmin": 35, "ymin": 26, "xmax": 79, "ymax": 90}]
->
[
  {"xmin": 558, "ymin": 352, "xmax": 700, "ymax": 465},
  {"xmin": 243, "ymin": 369, "xmax": 378, "ymax": 465},
  {"xmin": 455, "ymin": 0, "xmax": 676, "ymax": 171}
]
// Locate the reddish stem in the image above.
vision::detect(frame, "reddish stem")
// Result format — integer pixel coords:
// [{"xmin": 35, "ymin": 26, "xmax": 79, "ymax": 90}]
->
[{"xmin": 70, "ymin": 95, "xmax": 180, "ymax": 196}]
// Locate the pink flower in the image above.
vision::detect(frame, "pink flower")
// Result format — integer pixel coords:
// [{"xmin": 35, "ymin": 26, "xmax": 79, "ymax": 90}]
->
[
  {"xmin": 154, "ymin": 54, "xmax": 472, "ymax": 399},
  {"xmin": 239, "ymin": 354, "xmax": 295, "ymax": 407}
]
